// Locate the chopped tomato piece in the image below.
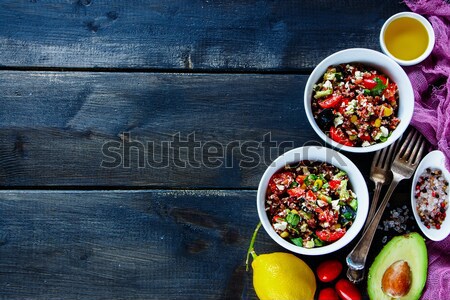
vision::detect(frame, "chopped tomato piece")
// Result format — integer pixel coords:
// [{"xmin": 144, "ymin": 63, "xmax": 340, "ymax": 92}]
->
[
  {"xmin": 316, "ymin": 228, "xmax": 346, "ymax": 242},
  {"xmin": 362, "ymin": 78, "xmax": 377, "ymax": 89},
  {"xmin": 296, "ymin": 175, "xmax": 307, "ymax": 185},
  {"xmin": 359, "ymin": 133, "xmax": 372, "ymax": 142},
  {"xmin": 318, "ymin": 94, "xmax": 343, "ymax": 109},
  {"xmin": 306, "ymin": 190, "xmax": 317, "ymax": 201},
  {"xmin": 268, "ymin": 172, "xmax": 294, "ymax": 195},
  {"xmin": 383, "ymin": 82, "xmax": 397, "ymax": 100},
  {"xmin": 328, "ymin": 180, "xmax": 341, "ymax": 190},
  {"xmin": 287, "ymin": 187, "xmax": 306, "ymax": 198},
  {"xmin": 329, "ymin": 126, "xmax": 354, "ymax": 147}
]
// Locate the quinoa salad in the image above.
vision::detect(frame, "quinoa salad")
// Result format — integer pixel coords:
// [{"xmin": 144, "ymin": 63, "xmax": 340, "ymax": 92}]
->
[
  {"xmin": 312, "ymin": 63, "xmax": 400, "ymax": 147},
  {"xmin": 415, "ymin": 168, "xmax": 448, "ymax": 229},
  {"xmin": 265, "ymin": 161, "xmax": 358, "ymax": 248}
]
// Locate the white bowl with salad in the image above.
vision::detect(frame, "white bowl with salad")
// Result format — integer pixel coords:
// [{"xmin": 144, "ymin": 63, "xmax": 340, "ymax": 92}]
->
[
  {"xmin": 304, "ymin": 48, "xmax": 414, "ymax": 153},
  {"xmin": 257, "ymin": 146, "xmax": 369, "ymax": 255}
]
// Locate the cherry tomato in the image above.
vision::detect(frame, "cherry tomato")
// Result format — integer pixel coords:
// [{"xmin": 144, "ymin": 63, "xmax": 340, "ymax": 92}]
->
[
  {"xmin": 319, "ymin": 94, "xmax": 343, "ymax": 109},
  {"xmin": 268, "ymin": 172, "xmax": 294, "ymax": 195},
  {"xmin": 329, "ymin": 126, "xmax": 354, "ymax": 147},
  {"xmin": 335, "ymin": 278, "xmax": 362, "ymax": 300},
  {"xmin": 362, "ymin": 78, "xmax": 377, "ymax": 89},
  {"xmin": 316, "ymin": 228, "xmax": 346, "ymax": 242},
  {"xmin": 318, "ymin": 287, "xmax": 339, "ymax": 300},
  {"xmin": 377, "ymin": 75, "xmax": 388, "ymax": 85},
  {"xmin": 363, "ymin": 75, "xmax": 387, "ymax": 90},
  {"xmin": 328, "ymin": 180, "xmax": 341, "ymax": 190},
  {"xmin": 287, "ymin": 187, "xmax": 305, "ymax": 197},
  {"xmin": 316, "ymin": 260, "xmax": 343, "ymax": 282}
]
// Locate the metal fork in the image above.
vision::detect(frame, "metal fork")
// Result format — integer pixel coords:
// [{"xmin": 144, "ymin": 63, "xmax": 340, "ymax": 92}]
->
[
  {"xmin": 365, "ymin": 141, "xmax": 398, "ymax": 231},
  {"xmin": 345, "ymin": 141, "xmax": 398, "ymax": 281},
  {"xmin": 346, "ymin": 128, "xmax": 426, "ymax": 283}
]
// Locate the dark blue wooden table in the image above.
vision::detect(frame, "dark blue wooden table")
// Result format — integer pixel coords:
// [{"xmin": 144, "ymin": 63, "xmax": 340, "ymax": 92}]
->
[{"xmin": 0, "ymin": 1, "xmax": 412, "ymax": 299}]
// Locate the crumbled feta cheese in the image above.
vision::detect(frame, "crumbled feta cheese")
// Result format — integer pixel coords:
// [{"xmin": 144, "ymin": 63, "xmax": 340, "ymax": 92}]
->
[
  {"xmin": 323, "ymin": 80, "xmax": 333, "ymax": 90},
  {"xmin": 300, "ymin": 223, "xmax": 308, "ymax": 232},
  {"xmin": 334, "ymin": 113, "xmax": 344, "ymax": 127},
  {"xmin": 317, "ymin": 200, "xmax": 328, "ymax": 207},
  {"xmin": 331, "ymin": 200, "xmax": 340, "ymax": 211},
  {"xmin": 273, "ymin": 221, "xmax": 287, "ymax": 231},
  {"xmin": 380, "ymin": 126, "xmax": 389, "ymax": 137},
  {"xmin": 374, "ymin": 131, "xmax": 382, "ymax": 140},
  {"xmin": 276, "ymin": 184, "xmax": 285, "ymax": 191},
  {"xmin": 355, "ymin": 71, "xmax": 362, "ymax": 80},
  {"xmin": 345, "ymin": 99, "xmax": 358, "ymax": 114},
  {"xmin": 362, "ymin": 141, "xmax": 371, "ymax": 147}
]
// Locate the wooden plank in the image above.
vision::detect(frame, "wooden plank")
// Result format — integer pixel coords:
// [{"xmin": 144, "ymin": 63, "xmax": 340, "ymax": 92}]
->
[
  {"xmin": 0, "ymin": 0, "xmax": 407, "ymax": 70},
  {"xmin": 0, "ymin": 71, "xmax": 372, "ymax": 187},
  {"xmin": 0, "ymin": 190, "xmax": 271, "ymax": 300},
  {"xmin": 0, "ymin": 190, "xmax": 416, "ymax": 299}
]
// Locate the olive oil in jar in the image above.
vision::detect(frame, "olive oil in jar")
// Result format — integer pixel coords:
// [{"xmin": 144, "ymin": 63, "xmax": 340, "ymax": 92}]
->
[{"xmin": 384, "ymin": 16, "xmax": 429, "ymax": 61}]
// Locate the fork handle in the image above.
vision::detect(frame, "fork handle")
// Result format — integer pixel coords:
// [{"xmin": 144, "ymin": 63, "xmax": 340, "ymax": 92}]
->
[
  {"xmin": 364, "ymin": 182, "xmax": 383, "ymax": 232},
  {"xmin": 346, "ymin": 173, "xmax": 403, "ymax": 282}
]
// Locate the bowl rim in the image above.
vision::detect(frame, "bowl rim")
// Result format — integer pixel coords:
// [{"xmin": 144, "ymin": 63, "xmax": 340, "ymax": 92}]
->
[
  {"xmin": 380, "ymin": 12, "xmax": 435, "ymax": 66},
  {"xmin": 304, "ymin": 48, "xmax": 414, "ymax": 153},
  {"xmin": 411, "ymin": 150, "xmax": 450, "ymax": 241},
  {"xmin": 257, "ymin": 146, "xmax": 369, "ymax": 255}
]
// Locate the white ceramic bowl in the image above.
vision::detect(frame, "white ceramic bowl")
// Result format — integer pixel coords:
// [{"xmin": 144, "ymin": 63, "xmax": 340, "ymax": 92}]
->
[
  {"xmin": 380, "ymin": 12, "xmax": 435, "ymax": 66},
  {"xmin": 304, "ymin": 48, "xmax": 414, "ymax": 153},
  {"xmin": 411, "ymin": 150, "xmax": 450, "ymax": 241},
  {"xmin": 257, "ymin": 146, "xmax": 369, "ymax": 255}
]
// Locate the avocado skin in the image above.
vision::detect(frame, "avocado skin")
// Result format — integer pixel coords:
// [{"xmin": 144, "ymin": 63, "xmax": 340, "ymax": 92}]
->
[{"xmin": 367, "ymin": 232, "xmax": 428, "ymax": 300}]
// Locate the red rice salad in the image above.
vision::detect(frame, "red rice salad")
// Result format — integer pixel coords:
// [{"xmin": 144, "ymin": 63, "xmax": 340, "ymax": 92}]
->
[
  {"xmin": 312, "ymin": 63, "xmax": 400, "ymax": 147},
  {"xmin": 265, "ymin": 161, "xmax": 358, "ymax": 248},
  {"xmin": 415, "ymin": 168, "xmax": 448, "ymax": 229}
]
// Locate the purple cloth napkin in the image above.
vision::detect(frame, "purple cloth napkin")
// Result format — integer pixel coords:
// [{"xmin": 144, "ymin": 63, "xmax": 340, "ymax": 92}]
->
[
  {"xmin": 403, "ymin": 1, "xmax": 450, "ymax": 299},
  {"xmin": 403, "ymin": 0, "xmax": 450, "ymax": 170}
]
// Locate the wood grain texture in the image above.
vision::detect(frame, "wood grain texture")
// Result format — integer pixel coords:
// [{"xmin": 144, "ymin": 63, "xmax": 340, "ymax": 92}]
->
[
  {"xmin": 0, "ymin": 190, "xmax": 273, "ymax": 300},
  {"xmin": 0, "ymin": 190, "xmax": 415, "ymax": 299},
  {"xmin": 0, "ymin": 71, "xmax": 372, "ymax": 187},
  {"xmin": 0, "ymin": 0, "xmax": 407, "ymax": 70}
]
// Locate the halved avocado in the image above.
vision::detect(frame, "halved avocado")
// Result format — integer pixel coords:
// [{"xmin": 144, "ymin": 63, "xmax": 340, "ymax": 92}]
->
[{"xmin": 367, "ymin": 232, "xmax": 428, "ymax": 300}]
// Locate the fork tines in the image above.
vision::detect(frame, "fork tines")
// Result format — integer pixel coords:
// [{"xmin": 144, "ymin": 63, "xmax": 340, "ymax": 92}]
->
[{"xmin": 396, "ymin": 128, "xmax": 427, "ymax": 165}]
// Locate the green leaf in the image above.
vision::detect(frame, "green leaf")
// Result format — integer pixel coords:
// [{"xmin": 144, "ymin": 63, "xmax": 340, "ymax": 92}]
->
[
  {"xmin": 286, "ymin": 212, "xmax": 300, "ymax": 227},
  {"xmin": 379, "ymin": 135, "xmax": 388, "ymax": 142},
  {"xmin": 289, "ymin": 181, "xmax": 299, "ymax": 188},
  {"xmin": 291, "ymin": 237, "xmax": 303, "ymax": 247},
  {"xmin": 371, "ymin": 77, "xmax": 387, "ymax": 96},
  {"xmin": 349, "ymin": 198, "xmax": 358, "ymax": 211},
  {"xmin": 314, "ymin": 238, "xmax": 324, "ymax": 247}
]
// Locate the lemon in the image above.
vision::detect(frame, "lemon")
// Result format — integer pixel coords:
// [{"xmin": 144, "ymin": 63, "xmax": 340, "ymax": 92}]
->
[
  {"xmin": 252, "ymin": 252, "xmax": 316, "ymax": 300},
  {"xmin": 246, "ymin": 223, "xmax": 316, "ymax": 300}
]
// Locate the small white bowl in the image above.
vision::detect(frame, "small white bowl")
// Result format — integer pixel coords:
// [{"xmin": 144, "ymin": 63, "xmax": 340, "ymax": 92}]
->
[
  {"xmin": 380, "ymin": 12, "xmax": 435, "ymax": 66},
  {"xmin": 257, "ymin": 146, "xmax": 369, "ymax": 255},
  {"xmin": 411, "ymin": 150, "xmax": 450, "ymax": 241},
  {"xmin": 304, "ymin": 48, "xmax": 414, "ymax": 153}
]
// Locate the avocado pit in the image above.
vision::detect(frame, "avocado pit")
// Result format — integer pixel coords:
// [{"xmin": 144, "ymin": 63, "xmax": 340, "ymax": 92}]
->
[{"xmin": 381, "ymin": 260, "xmax": 412, "ymax": 298}]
